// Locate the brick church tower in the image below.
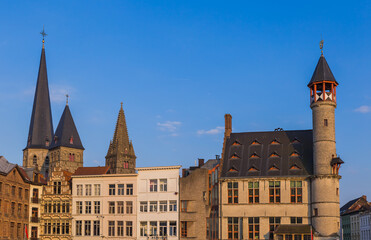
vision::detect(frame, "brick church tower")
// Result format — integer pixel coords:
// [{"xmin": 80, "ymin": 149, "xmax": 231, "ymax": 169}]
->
[
  {"xmin": 105, "ymin": 103, "xmax": 136, "ymax": 174},
  {"xmin": 23, "ymin": 39, "xmax": 53, "ymax": 176},
  {"xmin": 309, "ymin": 42, "xmax": 343, "ymax": 239}
]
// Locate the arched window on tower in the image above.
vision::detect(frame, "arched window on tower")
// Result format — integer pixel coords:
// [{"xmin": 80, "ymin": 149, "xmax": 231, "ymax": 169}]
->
[
  {"xmin": 123, "ymin": 161, "xmax": 129, "ymax": 169},
  {"xmin": 33, "ymin": 155, "xmax": 37, "ymax": 165},
  {"xmin": 69, "ymin": 153, "xmax": 75, "ymax": 162}
]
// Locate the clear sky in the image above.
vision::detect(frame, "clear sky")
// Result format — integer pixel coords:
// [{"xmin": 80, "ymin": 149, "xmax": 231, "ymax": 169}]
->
[{"xmin": 0, "ymin": 1, "xmax": 370, "ymax": 205}]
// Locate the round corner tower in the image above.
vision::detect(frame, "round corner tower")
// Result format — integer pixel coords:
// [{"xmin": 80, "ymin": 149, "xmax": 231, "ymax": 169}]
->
[{"xmin": 309, "ymin": 50, "xmax": 343, "ymax": 239}]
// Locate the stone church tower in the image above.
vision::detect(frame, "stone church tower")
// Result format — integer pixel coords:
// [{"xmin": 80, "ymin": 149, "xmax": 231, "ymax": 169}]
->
[
  {"xmin": 49, "ymin": 102, "xmax": 84, "ymax": 174},
  {"xmin": 105, "ymin": 103, "xmax": 136, "ymax": 174},
  {"xmin": 23, "ymin": 40, "xmax": 54, "ymax": 176},
  {"xmin": 309, "ymin": 46, "xmax": 343, "ymax": 239}
]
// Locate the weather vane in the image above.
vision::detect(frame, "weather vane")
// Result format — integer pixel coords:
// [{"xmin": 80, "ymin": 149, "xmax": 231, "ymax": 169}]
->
[
  {"xmin": 40, "ymin": 25, "xmax": 47, "ymax": 43},
  {"xmin": 66, "ymin": 94, "xmax": 69, "ymax": 105},
  {"xmin": 319, "ymin": 39, "xmax": 324, "ymax": 55}
]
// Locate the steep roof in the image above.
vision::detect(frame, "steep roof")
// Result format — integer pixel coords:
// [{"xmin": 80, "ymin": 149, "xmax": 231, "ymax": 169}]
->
[
  {"xmin": 308, "ymin": 54, "xmax": 338, "ymax": 86},
  {"xmin": 341, "ymin": 195, "xmax": 370, "ymax": 216},
  {"xmin": 221, "ymin": 130, "xmax": 313, "ymax": 178},
  {"xmin": 73, "ymin": 166, "xmax": 111, "ymax": 176},
  {"xmin": 49, "ymin": 104, "xmax": 84, "ymax": 150},
  {"xmin": 26, "ymin": 44, "xmax": 54, "ymax": 149}
]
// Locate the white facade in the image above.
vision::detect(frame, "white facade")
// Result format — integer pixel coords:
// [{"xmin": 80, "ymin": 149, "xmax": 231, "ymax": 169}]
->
[
  {"xmin": 351, "ymin": 214, "xmax": 361, "ymax": 240},
  {"xmin": 360, "ymin": 212, "xmax": 371, "ymax": 240},
  {"xmin": 71, "ymin": 173, "xmax": 138, "ymax": 239},
  {"xmin": 136, "ymin": 166, "xmax": 181, "ymax": 240}
]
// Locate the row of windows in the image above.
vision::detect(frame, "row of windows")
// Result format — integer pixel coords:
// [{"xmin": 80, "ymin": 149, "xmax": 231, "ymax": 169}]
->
[
  {"xmin": 76, "ymin": 184, "xmax": 100, "ymax": 196},
  {"xmin": 75, "ymin": 220, "xmax": 100, "ymax": 236},
  {"xmin": 140, "ymin": 221, "xmax": 177, "ymax": 237},
  {"xmin": 109, "ymin": 184, "xmax": 133, "ymax": 195},
  {"xmin": 0, "ymin": 200, "xmax": 28, "ymax": 218},
  {"xmin": 0, "ymin": 222, "xmax": 27, "ymax": 239},
  {"xmin": 76, "ymin": 183, "xmax": 135, "ymax": 196},
  {"xmin": 0, "ymin": 182, "xmax": 29, "ymax": 199},
  {"xmin": 227, "ymin": 181, "xmax": 303, "ymax": 204},
  {"xmin": 43, "ymin": 201, "xmax": 70, "ymax": 213},
  {"xmin": 75, "ymin": 201, "xmax": 133, "ymax": 214},
  {"xmin": 149, "ymin": 179, "xmax": 168, "ymax": 192},
  {"xmin": 226, "ymin": 217, "xmax": 306, "ymax": 240},
  {"xmin": 140, "ymin": 200, "xmax": 177, "ymax": 212},
  {"xmin": 104, "ymin": 221, "xmax": 133, "ymax": 237},
  {"xmin": 43, "ymin": 220, "xmax": 70, "ymax": 235}
]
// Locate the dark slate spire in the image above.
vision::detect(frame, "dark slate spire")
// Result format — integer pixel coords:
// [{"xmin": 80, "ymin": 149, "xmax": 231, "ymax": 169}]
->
[
  {"xmin": 308, "ymin": 54, "xmax": 338, "ymax": 86},
  {"xmin": 26, "ymin": 43, "xmax": 54, "ymax": 149},
  {"xmin": 49, "ymin": 104, "xmax": 84, "ymax": 150}
]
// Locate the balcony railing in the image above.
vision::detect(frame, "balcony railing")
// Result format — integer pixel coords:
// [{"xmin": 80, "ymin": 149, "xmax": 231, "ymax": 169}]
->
[
  {"xmin": 31, "ymin": 198, "xmax": 40, "ymax": 204},
  {"xmin": 30, "ymin": 217, "xmax": 40, "ymax": 223}
]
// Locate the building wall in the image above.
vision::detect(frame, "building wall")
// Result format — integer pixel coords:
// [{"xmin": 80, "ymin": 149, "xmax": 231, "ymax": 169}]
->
[
  {"xmin": 29, "ymin": 183, "xmax": 44, "ymax": 239},
  {"xmin": 360, "ymin": 212, "xmax": 371, "ymax": 240},
  {"xmin": 72, "ymin": 174, "xmax": 137, "ymax": 239},
  {"xmin": 23, "ymin": 148, "xmax": 50, "ymax": 175},
  {"xmin": 49, "ymin": 146, "xmax": 83, "ymax": 175},
  {"xmin": 0, "ymin": 168, "xmax": 30, "ymax": 240},
  {"xmin": 137, "ymin": 166, "xmax": 181, "ymax": 240},
  {"xmin": 180, "ymin": 167, "xmax": 210, "ymax": 240},
  {"xmin": 220, "ymin": 177, "xmax": 311, "ymax": 240},
  {"xmin": 351, "ymin": 214, "xmax": 361, "ymax": 240},
  {"xmin": 342, "ymin": 215, "xmax": 351, "ymax": 240}
]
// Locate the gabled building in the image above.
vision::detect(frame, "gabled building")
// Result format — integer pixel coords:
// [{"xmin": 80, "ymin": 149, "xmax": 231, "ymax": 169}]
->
[
  {"xmin": 106, "ymin": 103, "xmax": 136, "ymax": 174},
  {"xmin": 219, "ymin": 49, "xmax": 343, "ymax": 240}
]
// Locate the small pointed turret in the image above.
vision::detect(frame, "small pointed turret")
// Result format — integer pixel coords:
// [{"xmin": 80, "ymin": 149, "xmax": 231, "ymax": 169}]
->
[
  {"xmin": 308, "ymin": 54, "xmax": 338, "ymax": 86},
  {"xmin": 105, "ymin": 102, "xmax": 136, "ymax": 174}
]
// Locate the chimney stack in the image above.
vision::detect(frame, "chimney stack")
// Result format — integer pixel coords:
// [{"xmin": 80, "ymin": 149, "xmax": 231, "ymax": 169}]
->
[
  {"xmin": 225, "ymin": 114, "xmax": 232, "ymax": 138},
  {"xmin": 198, "ymin": 158, "xmax": 205, "ymax": 167}
]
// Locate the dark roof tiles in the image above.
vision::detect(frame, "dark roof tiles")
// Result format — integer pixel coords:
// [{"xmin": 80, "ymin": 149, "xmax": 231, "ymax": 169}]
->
[
  {"xmin": 308, "ymin": 55, "xmax": 338, "ymax": 86},
  {"xmin": 73, "ymin": 166, "xmax": 111, "ymax": 176}
]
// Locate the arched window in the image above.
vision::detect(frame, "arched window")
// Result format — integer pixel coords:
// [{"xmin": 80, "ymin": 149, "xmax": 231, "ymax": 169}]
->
[
  {"xmin": 45, "ymin": 156, "xmax": 50, "ymax": 166},
  {"xmin": 33, "ymin": 155, "xmax": 37, "ymax": 165}
]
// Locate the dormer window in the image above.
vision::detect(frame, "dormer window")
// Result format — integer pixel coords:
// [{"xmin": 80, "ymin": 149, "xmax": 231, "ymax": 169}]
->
[
  {"xmin": 232, "ymin": 140, "xmax": 241, "ymax": 146},
  {"xmin": 251, "ymin": 140, "xmax": 260, "ymax": 145},
  {"xmin": 45, "ymin": 139, "xmax": 50, "ymax": 147},
  {"xmin": 269, "ymin": 152, "xmax": 280, "ymax": 158},
  {"xmin": 228, "ymin": 167, "xmax": 238, "ymax": 173},
  {"xmin": 290, "ymin": 151, "xmax": 300, "ymax": 157},
  {"xmin": 230, "ymin": 153, "xmax": 240, "ymax": 159},
  {"xmin": 291, "ymin": 138, "xmax": 300, "ymax": 144},
  {"xmin": 269, "ymin": 165, "xmax": 280, "ymax": 171},
  {"xmin": 250, "ymin": 152, "xmax": 260, "ymax": 159},
  {"xmin": 290, "ymin": 164, "xmax": 301, "ymax": 170},
  {"xmin": 270, "ymin": 139, "xmax": 280, "ymax": 145},
  {"xmin": 248, "ymin": 166, "xmax": 259, "ymax": 172},
  {"xmin": 69, "ymin": 136, "xmax": 73, "ymax": 144}
]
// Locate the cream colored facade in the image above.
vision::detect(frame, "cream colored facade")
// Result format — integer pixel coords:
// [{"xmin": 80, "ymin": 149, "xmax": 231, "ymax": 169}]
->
[
  {"xmin": 220, "ymin": 177, "xmax": 311, "ymax": 240},
  {"xmin": 136, "ymin": 166, "xmax": 181, "ymax": 240},
  {"xmin": 71, "ymin": 173, "xmax": 137, "ymax": 239},
  {"xmin": 29, "ymin": 182, "xmax": 44, "ymax": 239}
]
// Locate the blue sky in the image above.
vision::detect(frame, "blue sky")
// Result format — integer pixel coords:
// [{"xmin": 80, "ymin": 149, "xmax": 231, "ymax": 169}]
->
[{"xmin": 0, "ymin": 1, "xmax": 370, "ymax": 205}]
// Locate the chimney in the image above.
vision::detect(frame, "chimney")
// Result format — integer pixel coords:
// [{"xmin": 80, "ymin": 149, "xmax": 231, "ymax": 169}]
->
[
  {"xmin": 198, "ymin": 158, "xmax": 205, "ymax": 167},
  {"xmin": 225, "ymin": 114, "xmax": 232, "ymax": 138},
  {"xmin": 182, "ymin": 168, "xmax": 187, "ymax": 178},
  {"xmin": 362, "ymin": 195, "xmax": 367, "ymax": 201}
]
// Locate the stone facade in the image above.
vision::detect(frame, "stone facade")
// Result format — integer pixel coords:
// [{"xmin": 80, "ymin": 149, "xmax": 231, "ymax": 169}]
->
[
  {"xmin": 29, "ymin": 174, "xmax": 46, "ymax": 240},
  {"xmin": 23, "ymin": 148, "xmax": 50, "ymax": 176},
  {"xmin": 136, "ymin": 166, "xmax": 181, "ymax": 239},
  {"xmin": 49, "ymin": 146, "xmax": 83, "ymax": 175},
  {"xmin": 40, "ymin": 168, "xmax": 72, "ymax": 240}
]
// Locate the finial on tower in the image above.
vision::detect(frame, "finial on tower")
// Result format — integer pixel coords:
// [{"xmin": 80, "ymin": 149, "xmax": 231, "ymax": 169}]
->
[
  {"xmin": 66, "ymin": 94, "xmax": 69, "ymax": 105},
  {"xmin": 120, "ymin": 102, "xmax": 123, "ymax": 108},
  {"xmin": 40, "ymin": 25, "xmax": 47, "ymax": 47},
  {"xmin": 319, "ymin": 39, "xmax": 324, "ymax": 55}
]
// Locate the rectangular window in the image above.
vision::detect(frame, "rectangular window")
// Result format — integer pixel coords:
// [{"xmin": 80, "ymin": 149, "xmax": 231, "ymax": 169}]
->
[
  {"xmin": 150, "ymin": 201, "xmax": 157, "ymax": 212},
  {"xmin": 291, "ymin": 217, "xmax": 303, "ymax": 224},
  {"xmin": 76, "ymin": 201, "xmax": 82, "ymax": 214},
  {"xmin": 228, "ymin": 217, "xmax": 239, "ymax": 239},
  {"xmin": 140, "ymin": 222, "xmax": 148, "ymax": 236},
  {"xmin": 248, "ymin": 217, "xmax": 259, "ymax": 240},
  {"xmin": 76, "ymin": 220, "xmax": 82, "ymax": 236},
  {"xmin": 314, "ymin": 208, "xmax": 318, "ymax": 216},
  {"xmin": 324, "ymin": 119, "xmax": 328, "ymax": 126},
  {"xmin": 150, "ymin": 222, "xmax": 158, "ymax": 237},
  {"xmin": 77, "ymin": 184, "xmax": 83, "ymax": 196},
  {"xmin": 159, "ymin": 201, "xmax": 167, "ymax": 212},
  {"xmin": 269, "ymin": 181, "xmax": 281, "ymax": 203},
  {"xmin": 94, "ymin": 184, "xmax": 100, "ymax": 196},
  {"xmin": 117, "ymin": 221, "xmax": 124, "ymax": 236},
  {"xmin": 108, "ymin": 221, "xmax": 115, "ymax": 236},
  {"xmin": 228, "ymin": 182, "xmax": 238, "ymax": 204},
  {"xmin": 93, "ymin": 220, "xmax": 100, "ymax": 236},
  {"xmin": 140, "ymin": 202, "xmax": 148, "ymax": 212},
  {"xmin": 118, "ymin": 184, "xmax": 125, "ymax": 195},
  {"xmin": 290, "ymin": 181, "xmax": 303, "ymax": 203},
  {"xmin": 85, "ymin": 184, "xmax": 92, "ymax": 196},
  {"xmin": 85, "ymin": 201, "xmax": 91, "ymax": 214},
  {"xmin": 169, "ymin": 200, "xmax": 177, "ymax": 212},
  {"xmin": 127, "ymin": 184, "xmax": 133, "ymax": 195},
  {"xmin": 109, "ymin": 201, "xmax": 115, "ymax": 214},
  {"xmin": 169, "ymin": 221, "xmax": 177, "ymax": 236},
  {"xmin": 12, "ymin": 186, "xmax": 16, "ymax": 195},
  {"xmin": 18, "ymin": 187, "xmax": 22, "ymax": 199},
  {"xmin": 117, "ymin": 201, "xmax": 124, "ymax": 214},
  {"xmin": 181, "ymin": 200, "xmax": 187, "ymax": 212},
  {"xmin": 160, "ymin": 179, "xmax": 167, "ymax": 192},
  {"xmin": 126, "ymin": 221, "xmax": 133, "ymax": 236},
  {"xmin": 53, "ymin": 182, "xmax": 61, "ymax": 194},
  {"xmin": 84, "ymin": 220, "xmax": 91, "ymax": 236},
  {"xmin": 159, "ymin": 221, "xmax": 167, "ymax": 236},
  {"xmin": 248, "ymin": 182, "xmax": 259, "ymax": 203},
  {"xmin": 269, "ymin": 217, "xmax": 281, "ymax": 240},
  {"xmin": 150, "ymin": 179, "xmax": 158, "ymax": 192},
  {"xmin": 109, "ymin": 184, "xmax": 116, "ymax": 195},
  {"xmin": 94, "ymin": 201, "xmax": 100, "ymax": 214},
  {"xmin": 181, "ymin": 221, "xmax": 187, "ymax": 237},
  {"xmin": 126, "ymin": 201, "xmax": 133, "ymax": 214}
]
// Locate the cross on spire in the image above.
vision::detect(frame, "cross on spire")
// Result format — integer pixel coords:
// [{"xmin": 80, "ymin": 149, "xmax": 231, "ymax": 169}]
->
[
  {"xmin": 40, "ymin": 26, "xmax": 47, "ymax": 43},
  {"xmin": 66, "ymin": 94, "xmax": 69, "ymax": 105}
]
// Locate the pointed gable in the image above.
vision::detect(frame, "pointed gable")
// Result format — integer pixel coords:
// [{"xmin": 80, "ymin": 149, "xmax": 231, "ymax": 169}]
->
[
  {"xmin": 26, "ymin": 44, "xmax": 54, "ymax": 149},
  {"xmin": 49, "ymin": 105, "xmax": 84, "ymax": 150},
  {"xmin": 308, "ymin": 55, "xmax": 338, "ymax": 86}
]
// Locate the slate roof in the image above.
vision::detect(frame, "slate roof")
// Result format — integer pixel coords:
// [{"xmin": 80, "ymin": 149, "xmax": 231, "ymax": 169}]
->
[
  {"xmin": 49, "ymin": 105, "xmax": 84, "ymax": 150},
  {"xmin": 308, "ymin": 54, "xmax": 338, "ymax": 86},
  {"xmin": 274, "ymin": 224, "xmax": 311, "ymax": 234},
  {"xmin": 340, "ymin": 195, "xmax": 370, "ymax": 216},
  {"xmin": 26, "ymin": 45, "xmax": 54, "ymax": 149},
  {"xmin": 0, "ymin": 156, "xmax": 16, "ymax": 174},
  {"xmin": 221, "ymin": 130, "xmax": 313, "ymax": 178},
  {"xmin": 73, "ymin": 166, "xmax": 111, "ymax": 176}
]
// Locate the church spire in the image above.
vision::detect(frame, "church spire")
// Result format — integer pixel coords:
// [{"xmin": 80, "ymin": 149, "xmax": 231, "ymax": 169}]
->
[
  {"xmin": 105, "ymin": 102, "xmax": 136, "ymax": 174},
  {"xmin": 25, "ymin": 39, "xmax": 53, "ymax": 149}
]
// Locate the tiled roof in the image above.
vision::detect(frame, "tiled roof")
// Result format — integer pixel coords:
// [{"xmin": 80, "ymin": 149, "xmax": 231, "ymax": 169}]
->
[
  {"xmin": 340, "ymin": 195, "xmax": 370, "ymax": 216},
  {"xmin": 221, "ymin": 130, "xmax": 313, "ymax": 178},
  {"xmin": 0, "ymin": 156, "xmax": 16, "ymax": 174},
  {"xmin": 73, "ymin": 166, "xmax": 110, "ymax": 176}
]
